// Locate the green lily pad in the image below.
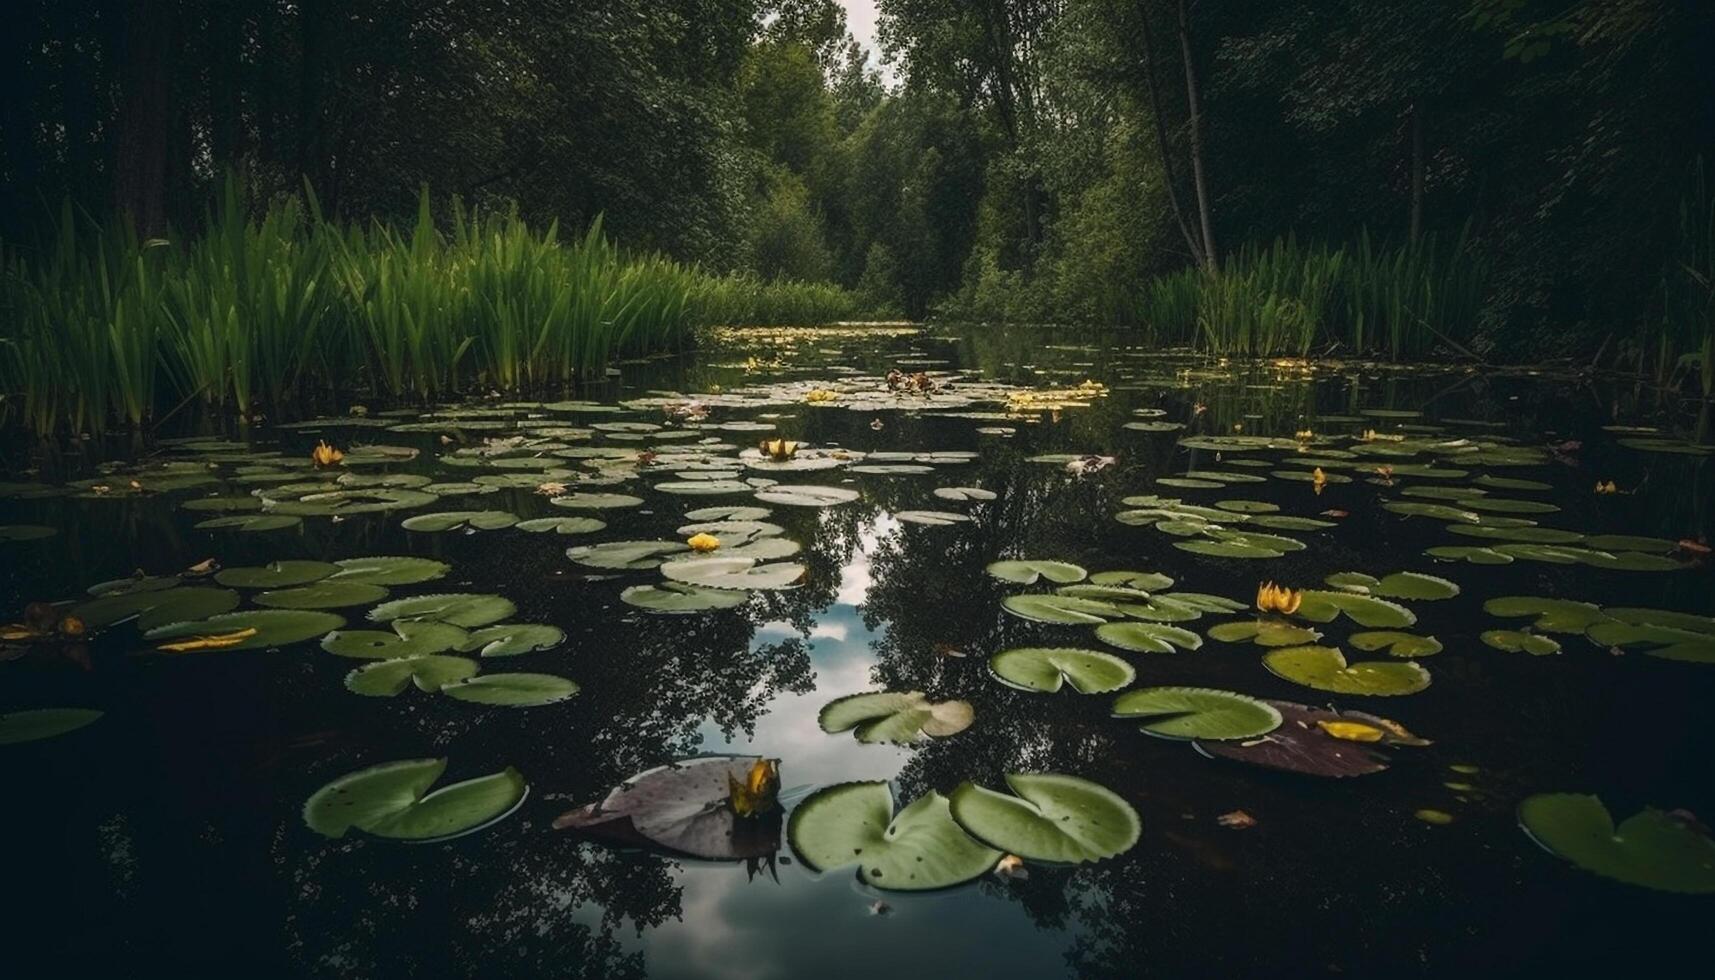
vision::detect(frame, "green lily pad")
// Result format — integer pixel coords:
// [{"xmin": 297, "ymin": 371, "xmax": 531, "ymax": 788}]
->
[
  {"xmin": 180, "ymin": 496, "xmax": 263, "ymax": 513},
  {"xmin": 145, "ymin": 610, "xmax": 347, "ymax": 650},
  {"xmin": 458, "ymin": 624, "xmax": 565, "ymax": 657},
  {"xmin": 1111, "ymin": 687, "xmax": 1282, "ymax": 740},
  {"xmin": 1089, "ymin": 570, "xmax": 1175, "ymax": 591},
  {"xmin": 1095, "ymin": 622, "xmax": 1203, "ymax": 653},
  {"xmin": 789, "ymin": 783, "xmax": 1000, "ymax": 891},
  {"xmin": 1483, "ymin": 596, "xmax": 1608, "ymax": 633},
  {"xmin": 948, "ymin": 773, "xmax": 1139, "ymax": 864},
  {"xmin": 255, "ymin": 581, "xmax": 390, "ymax": 610},
  {"xmin": 1518, "ymin": 793, "xmax": 1715, "ymax": 893},
  {"xmin": 1425, "ymin": 545, "xmax": 1514, "ymax": 565},
  {"xmin": 548, "ymin": 492, "xmax": 643, "ymax": 510},
  {"xmin": 1262, "ymin": 645, "xmax": 1431, "ymax": 695},
  {"xmin": 1350, "ymin": 631, "xmax": 1443, "ymax": 658},
  {"xmin": 1206, "ymin": 620, "xmax": 1323, "ymax": 647},
  {"xmin": 1481, "ymin": 630, "xmax": 1561, "ymax": 655},
  {"xmin": 329, "ymin": 556, "xmax": 452, "ymax": 586},
  {"xmin": 303, "ymin": 758, "xmax": 526, "ymax": 841},
  {"xmin": 567, "ymin": 540, "xmax": 690, "ymax": 570},
  {"xmin": 661, "ymin": 557, "xmax": 805, "ymax": 591},
  {"xmin": 752, "ymin": 484, "xmax": 860, "ymax": 507},
  {"xmin": 1584, "ymin": 621, "xmax": 1715, "ymax": 662},
  {"xmin": 321, "ymin": 621, "xmax": 471, "ymax": 659},
  {"xmin": 1214, "ymin": 499, "xmax": 1279, "ymax": 514},
  {"xmin": 986, "ymin": 559, "xmax": 1088, "ymax": 585},
  {"xmin": 1446, "ymin": 524, "xmax": 1585, "ymax": 544},
  {"xmin": 818, "ymin": 691, "xmax": 974, "ymax": 743},
  {"xmin": 989, "ymin": 647, "xmax": 1135, "ymax": 694},
  {"xmin": 1295, "ymin": 591, "xmax": 1417, "ymax": 628},
  {"xmin": 619, "ymin": 582, "xmax": 750, "ymax": 614},
  {"xmin": 401, "ymin": 510, "xmax": 520, "ymax": 532},
  {"xmin": 0, "ymin": 708, "xmax": 103, "ymax": 745},
  {"xmin": 438, "ymin": 672, "xmax": 579, "ymax": 707},
  {"xmin": 215, "ymin": 560, "xmax": 339, "ymax": 589},
  {"xmin": 685, "ymin": 505, "xmax": 772, "ymax": 521},
  {"xmin": 932, "ymin": 486, "xmax": 997, "ymax": 502},
  {"xmin": 73, "ymin": 586, "xmax": 241, "ymax": 630},
  {"xmin": 516, "ymin": 516, "xmax": 607, "ymax": 535},
  {"xmin": 1001, "ymin": 593, "xmax": 1126, "ymax": 625},
  {"xmin": 1325, "ymin": 571, "xmax": 1459, "ymax": 601},
  {"xmin": 345, "ymin": 654, "xmax": 480, "ymax": 696},
  {"xmin": 368, "ymin": 593, "xmax": 517, "ymax": 628},
  {"xmin": 895, "ymin": 509, "xmax": 972, "ymax": 525},
  {"xmin": 0, "ymin": 525, "xmax": 58, "ymax": 542},
  {"xmin": 195, "ymin": 514, "xmax": 304, "ymax": 532}
]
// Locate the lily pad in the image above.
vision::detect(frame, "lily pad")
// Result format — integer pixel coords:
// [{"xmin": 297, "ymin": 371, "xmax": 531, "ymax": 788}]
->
[
  {"xmin": 989, "ymin": 647, "xmax": 1135, "ymax": 694},
  {"xmin": 818, "ymin": 691, "xmax": 975, "ymax": 743},
  {"xmin": 439, "ymin": 672, "xmax": 579, "ymax": 706},
  {"xmin": 401, "ymin": 510, "xmax": 520, "ymax": 532},
  {"xmin": 1206, "ymin": 620, "xmax": 1322, "ymax": 647},
  {"xmin": 367, "ymin": 593, "xmax": 517, "ymax": 628},
  {"xmin": 303, "ymin": 758, "xmax": 526, "ymax": 841},
  {"xmin": 1262, "ymin": 645, "xmax": 1431, "ymax": 695},
  {"xmin": 753, "ymin": 484, "xmax": 861, "ymax": 507},
  {"xmin": 1111, "ymin": 687, "xmax": 1281, "ymax": 740},
  {"xmin": 345, "ymin": 654, "xmax": 480, "ymax": 696},
  {"xmin": 1425, "ymin": 545, "xmax": 1514, "ymax": 565},
  {"xmin": 1090, "ymin": 570, "xmax": 1175, "ymax": 591},
  {"xmin": 894, "ymin": 509, "xmax": 972, "ymax": 525},
  {"xmin": 329, "ymin": 556, "xmax": 452, "ymax": 586},
  {"xmin": 620, "ymin": 582, "xmax": 750, "ymax": 614},
  {"xmin": 458, "ymin": 624, "xmax": 566, "ymax": 657},
  {"xmin": 1095, "ymin": 622, "xmax": 1203, "ymax": 653},
  {"xmin": 255, "ymin": 581, "xmax": 390, "ymax": 610},
  {"xmin": 1483, "ymin": 597, "xmax": 1608, "ymax": 633},
  {"xmin": 790, "ymin": 783, "xmax": 999, "ymax": 890},
  {"xmin": 567, "ymin": 540, "xmax": 690, "ymax": 570},
  {"xmin": 986, "ymin": 559, "xmax": 1088, "ymax": 585},
  {"xmin": 661, "ymin": 557, "xmax": 805, "ymax": 591},
  {"xmin": 73, "ymin": 586, "xmax": 241, "ymax": 630},
  {"xmin": 145, "ymin": 610, "xmax": 347, "ymax": 650},
  {"xmin": 1518, "ymin": 793, "xmax": 1715, "ymax": 893},
  {"xmin": 1193, "ymin": 701, "xmax": 1423, "ymax": 777},
  {"xmin": 555, "ymin": 755, "xmax": 782, "ymax": 860},
  {"xmin": 948, "ymin": 773, "xmax": 1139, "ymax": 864},
  {"xmin": 0, "ymin": 708, "xmax": 103, "ymax": 745},
  {"xmin": 933, "ymin": 486, "xmax": 997, "ymax": 502},
  {"xmin": 516, "ymin": 516, "xmax": 607, "ymax": 535},
  {"xmin": 1325, "ymin": 571, "xmax": 1459, "ymax": 601},
  {"xmin": 0, "ymin": 525, "xmax": 58, "ymax": 542},
  {"xmin": 1350, "ymin": 631, "xmax": 1443, "ymax": 658},
  {"xmin": 685, "ymin": 505, "xmax": 772, "ymax": 521},
  {"xmin": 549, "ymin": 492, "xmax": 644, "ymax": 510},
  {"xmin": 195, "ymin": 514, "xmax": 304, "ymax": 532},
  {"xmin": 1295, "ymin": 591, "xmax": 1417, "ymax": 629},
  {"xmin": 1001, "ymin": 593, "xmax": 1126, "ymax": 624},
  {"xmin": 321, "ymin": 621, "xmax": 471, "ymax": 659},
  {"xmin": 1481, "ymin": 630, "xmax": 1561, "ymax": 655},
  {"xmin": 215, "ymin": 560, "xmax": 339, "ymax": 589}
]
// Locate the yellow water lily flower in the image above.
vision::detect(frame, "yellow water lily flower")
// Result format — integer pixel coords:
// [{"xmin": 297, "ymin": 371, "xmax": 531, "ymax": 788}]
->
[
  {"xmin": 1317, "ymin": 720, "xmax": 1385, "ymax": 743},
  {"xmin": 1295, "ymin": 428, "xmax": 1314, "ymax": 442},
  {"xmin": 1311, "ymin": 466, "xmax": 1328, "ymax": 495},
  {"xmin": 1256, "ymin": 581, "xmax": 1303, "ymax": 615},
  {"xmin": 759, "ymin": 438, "xmax": 798, "ymax": 461},
  {"xmin": 311, "ymin": 441, "xmax": 344, "ymax": 467},
  {"xmin": 687, "ymin": 532, "xmax": 721, "ymax": 552},
  {"xmin": 728, "ymin": 758, "xmax": 781, "ymax": 818},
  {"xmin": 804, "ymin": 389, "xmax": 838, "ymax": 403},
  {"xmin": 156, "ymin": 627, "xmax": 258, "ymax": 653},
  {"xmin": 1594, "ymin": 480, "xmax": 1618, "ymax": 494}
]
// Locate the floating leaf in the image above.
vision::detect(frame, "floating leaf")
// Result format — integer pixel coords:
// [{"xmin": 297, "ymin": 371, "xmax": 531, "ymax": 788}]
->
[
  {"xmin": 215, "ymin": 560, "xmax": 339, "ymax": 589},
  {"xmin": 321, "ymin": 621, "xmax": 470, "ymax": 659},
  {"xmin": 345, "ymin": 654, "xmax": 480, "ymax": 696},
  {"xmin": 818, "ymin": 691, "xmax": 974, "ymax": 743},
  {"xmin": 1193, "ymin": 701, "xmax": 1420, "ymax": 777},
  {"xmin": 567, "ymin": 540, "xmax": 690, "ymax": 570},
  {"xmin": 1481, "ymin": 630, "xmax": 1561, "ymax": 655},
  {"xmin": 368, "ymin": 593, "xmax": 517, "ymax": 628},
  {"xmin": 1483, "ymin": 596, "xmax": 1608, "ymax": 633},
  {"xmin": 620, "ymin": 582, "xmax": 749, "ymax": 614},
  {"xmin": 458, "ymin": 624, "xmax": 565, "ymax": 657},
  {"xmin": 1089, "ymin": 570, "xmax": 1175, "ymax": 591},
  {"xmin": 401, "ymin": 510, "xmax": 520, "ymax": 532},
  {"xmin": 195, "ymin": 514, "xmax": 303, "ymax": 532},
  {"xmin": 0, "ymin": 708, "xmax": 103, "ymax": 745},
  {"xmin": 987, "ymin": 559, "xmax": 1088, "ymax": 585},
  {"xmin": 146, "ymin": 610, "xmax": 346, "ymax": 650},
  {"xmin": 753, "ymin": 484, "xmax": 860, "ymax": 507},
  {"xmin": 303, "ymin": 758, "xmax": 526, "ymax": 841},
  {"xmin": 73, "ymin": 586, "xmax": 241, "ymax": 630},
  {"xmin": 1111, "ymin": 687, "xmax": 1281, "ymax": 740},
  {"xmin": 1349, "ymin": 631, "xmax": 1443, "ymax": 658},
  {"xmin": 685, "ymin": 505, "xmax": 772, "ymax": 521},
  {"xmin": 1095, "ymin": 622, "xmax": 1203, "ymax": 653},
  {"xmin": 789, "ymin": 783, "xmax": 998, "ymax": 890},
  {"xmin": 1295, "ymin": 591, "xmax": 1417, "ymax": 628},
  {"xmin": 1518, "ymin": 793, "xmax": 1715, "ymax": 893},
  {"xmin": 548, "ymin": 492, "xmax": 643, "ymax": 510},
  {"xmin": 1001, "ymin": 593, "xmax": 1125, "ymax": 624},
  {"xmin": 1425, "ymin": 545, "xmax": 1514, "ymax": 565},
  {"xmin": 256, "ymin": 581, "xmax": 390, "ymax": 610},
  {"xmin": 329, "ymin": 556, "xmax": 452, "ymax": 586},
  {"xmin": 1325, "ymin": 571, "xmax": 1459, "ymax": 601},
  {"xmin": 1262, "ymin": 645, "xmax": 1431, "ymax": 695},
  {"xmin": 895, "ymin": 509, "xmax": 972, "ymax": 526},
  {"xmin": 989, "ymin": 647, "xmax": 1135, "ymax": 694},
  {"xmin": 0, "ymin": 525, "xmax": 58, "ymax": 542},
  {"xmin": 933, "ymin": 486, "xmax": 997, "ymax": 502},
  {"xmin": 1206, "ymin": 619, "xmax": 1322, "ymax": 647},
  {"xmin": 439, "ymin": 672, "xmax": 579, "ymax": 706},
  {"xmin": 555, "ymin": 755, "xmax": 781, "ymax": 860},
  {"xmin": 515, "ymin": 516, "xmax": 607, "ymax": 535},
  {"xmin": 661, "ymin": 557, "xmax": 805, "ymax": 590},
  {"xmin": 949, "ymin": 773, "xmax": 1139, "ymax": 864}
]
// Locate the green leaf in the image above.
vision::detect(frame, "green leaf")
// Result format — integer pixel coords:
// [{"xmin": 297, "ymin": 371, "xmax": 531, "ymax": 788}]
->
[
  {"xmin": 215, "ymin": 560, "xmax": 340, "ymax": 589},
  {"xmin": 0, "ymin": 708, "xmax": 103, "ymax": 745},
  {"xmin": 345, "ymin": 655, "xmax": 480, "ymax": 696},
  {"xmin": 566, "ymin": 539, "xmax": 690, "ymax": 570},
  {"xmin": 752, "ymin": 484, "xmax": 860, "ymax": 507},
  {"xmin": 195, "ymin": 514, "xmax": 303, "ymax": 532},
  {"xmin": 1481, "ymin": 630, "xmax": 1561, "ymax": 655},
  {"xmin": 303, "ymin": 758, "xmax": 526, "ymax": 841},
  {"xmin": 660, "ymin": 557, "xmax": 805, "ymax": 590},
  {"xmin": 321, "ymin": 621, "xmax": 470, "ymax": 659},
  {"xmin": 1089, "ymin": 570, "xmax": 1175, "ymax": 591},
  {"xmin": 817, "ymin": 691, "xmax": 974, "ymax": 743},
  {"xmin": 73, "ymin": 586, "xmax": 241, "ymax": 630},
  {"xmin": 1095, "ymin": 621, "xmax": 1203, "ymax": 653},
  {"xmin": 1111, "ymin": 687, "xmax": 1281, "ymax": 740},
  {"xmin": 1349, "ymin": 631, "xmax": 1443, "ymax": 658},
  {"xmin": 619, "ymin": 582, "xmax": 749, "ymax": 614},
  {"xmin": 1206, "ymin": 620, "xmax": 1322, "ymax": 647},
  {"xmin": 989, "ymin": 647, "xmax": 1135, "ymax": 694},
  {"xmin": 515, "ymin": 516, "xmax": 606, "ymax": 535},
  {"xmin": 439, "ymin": 672, "xmax": 579, "ymax": 706},
  {"xmin": 986, "ymin": 559, "xmax": 1088, "ymax": 585},
  {"xmin": 949, "ymin": 773, "xmax": 1139, "ymax": 864},
  {"xmin": 1483, "ymin": 596, "xmax": 1608, "ymax": 632},
  {"xmin": 458, "ymin": 624, "xmax": 565, "ymax": 657},
  {"xmin": 145, "ymin": 610, "xmax": 347, "ymax": 650},
  {"xmin": 1325, "ymin": 571, "xmax": 1459, "ymax": 601},
  {"xmin": 368, "ymin": 593, "xmax": 517, "ymax": 628},
  {"xmin": 400, "ymin": 510, "xmax": 520, "ymax": 532},
  {"xmin": 1262, "ymin": 645, "xmax": 1431, "ymax": 695},
  {"xmin": 0, "ymin": 524, "xmax": 57, "ymax": 542},
  {"xmin": 255, "ymin": 581, "xmax": 390, "ymax": 610},
  {"xmin": 329, "ymin": 556, "xmax": 452, "ymax": 586},
  {"xmin": 1295, "ymin": 591, "xmax": 1417, "ymax": 628},
  {"xmin": 548, "ymin": 492, "xmax": 643, "ymax": 510},
  {"xmin": 1001, "ymin": 593, "xmax": 1126, "ymax": 625},
  {"xmin": 1519, "ymin": 793, "xmax": 1715, "ymax": 893},
  {"xmin": 789, "ymin": 783, "xmax": 1000, "ymax": 891}
]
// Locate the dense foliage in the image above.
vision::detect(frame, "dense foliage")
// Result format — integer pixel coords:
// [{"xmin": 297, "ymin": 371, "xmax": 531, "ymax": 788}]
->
[{"xmin": 1, "ymin": 0, "xmax": 1711, "ymax": 367}]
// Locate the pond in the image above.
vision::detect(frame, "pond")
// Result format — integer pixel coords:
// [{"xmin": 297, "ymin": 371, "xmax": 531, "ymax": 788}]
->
[{"xmin": 3, "ymin": 324, "xmax": 1713, "ymax": 978}]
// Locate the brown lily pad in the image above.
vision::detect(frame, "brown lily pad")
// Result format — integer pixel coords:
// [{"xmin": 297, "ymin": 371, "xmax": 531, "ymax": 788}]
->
[
  {"xmin": 553, "ymin": 755, "xmax": 781, "ymax": 860},
  {"xmin": 1192, "ymin": 701, "xmax": 1429, "ymax": 778}
]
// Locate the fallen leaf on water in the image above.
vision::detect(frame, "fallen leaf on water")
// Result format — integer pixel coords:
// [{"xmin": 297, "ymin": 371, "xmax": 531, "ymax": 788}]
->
[
  {"xmin": 1320, "ymin": 509, "xmax": 1349, "ymax": 518},
  {"xmin": 1217, "ymin": 810, "xmax": 1257, "ymax": 829},
  {"xmin": 156, "ymin": 627, "xmax": 258, "ymax": 653},
  {"xmin": 1676, "ymin": 538, "xmax": 1710, "ymax": 555},
  {"xmin": 185, "ymin": 558, "xmax": 218, "ymax": 577}
]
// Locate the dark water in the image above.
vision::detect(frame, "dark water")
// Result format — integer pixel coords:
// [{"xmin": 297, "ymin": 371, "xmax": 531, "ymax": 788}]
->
[{"xmin": 3, "ymin": 325, "xmax": 1712, "ymax": 978}]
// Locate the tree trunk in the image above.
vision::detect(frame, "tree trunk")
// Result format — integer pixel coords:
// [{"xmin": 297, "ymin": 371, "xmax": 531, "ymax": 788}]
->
[
  {"xmin": 1176, "ymin": 0, "xmax": 1218, "ymax": 274},
  {"xmin": 1134, "ymin": 0, "xmax": 1205, "ymax": 267},
  {"xmin": 112, "ymin": 0, "xmax": 176, "ymax": 236},
  {"xmin": 1409, "ymin": 100, "xmax": 1425, "ymax": 243}
]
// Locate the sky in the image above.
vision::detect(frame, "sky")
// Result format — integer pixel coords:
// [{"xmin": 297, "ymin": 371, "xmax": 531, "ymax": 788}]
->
[{"xmin": 839, "ymin": 0, "xmax": 894, "ymax": 84}]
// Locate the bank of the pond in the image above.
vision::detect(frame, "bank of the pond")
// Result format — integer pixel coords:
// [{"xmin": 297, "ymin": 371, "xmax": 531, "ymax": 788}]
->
[{"xmin": 0, "ymin": 187, "xmax": 864, "ymax": 438}]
